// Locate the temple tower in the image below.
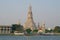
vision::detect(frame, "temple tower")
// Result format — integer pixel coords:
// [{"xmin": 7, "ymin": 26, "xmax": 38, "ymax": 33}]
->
[
  {"xmin": 42, "ymin": 23, "xmax": 45, "ymax": 33},
  {"xmin": 23, "ymin": 5, "xmax": 36, "ymax": 30},
  {"xmin": 38, "ymin": 22, "xmax": 45, "ymax": 33}
]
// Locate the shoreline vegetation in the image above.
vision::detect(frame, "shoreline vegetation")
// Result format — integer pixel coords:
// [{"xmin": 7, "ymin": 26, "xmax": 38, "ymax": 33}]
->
[{"xmin": 0, "ymin": 33, "xmax": 60, "ymax": 36}]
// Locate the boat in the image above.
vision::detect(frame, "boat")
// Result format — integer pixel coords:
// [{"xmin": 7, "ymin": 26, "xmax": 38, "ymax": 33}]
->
[{"xmin": 14, "ymin": 31, "xmax": 24, "ymax": 35}]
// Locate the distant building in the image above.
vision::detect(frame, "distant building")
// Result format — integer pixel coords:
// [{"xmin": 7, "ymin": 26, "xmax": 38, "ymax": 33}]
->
[
  {"xmin": 23, "ymin": 5, "xmax": 36, "ymax": 30},
  {"xmin": 0, "ymin": 25, "xmax": 12, "ymax": 34}
]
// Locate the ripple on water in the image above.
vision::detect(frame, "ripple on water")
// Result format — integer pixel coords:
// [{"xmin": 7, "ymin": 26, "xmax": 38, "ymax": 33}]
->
[{"xmin": 0, "ymin": 36, "xmax": 60, "ymax": 40}]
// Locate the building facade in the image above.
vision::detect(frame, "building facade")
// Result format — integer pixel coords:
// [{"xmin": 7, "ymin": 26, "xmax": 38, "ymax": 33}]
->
[{"xmin": 0, "ymin": 26, "xmax": 12, "ymax": 34}]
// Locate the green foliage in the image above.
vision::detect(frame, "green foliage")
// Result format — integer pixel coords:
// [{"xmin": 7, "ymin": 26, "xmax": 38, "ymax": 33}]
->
[
  {"xmin": 45, "ymin": 29, "xmax": 53, "ymax": 33},
  {"xmin": 33, "ymin": 29, "xmax": 38, "ymax": 32},
  {"xmin": 53, "ymin": 26, "xmax": 60, "ymax": 33},
  {"xmin": 45, "ymin": 29, "xmax": 49, "ymax": 33},
  {"xmin": 26, "ymin": 28, "xmax": 32, "ymax": 34},
  {"xmin": 11, "ymin": 24, "xmax": 23, "ymax": 33}
]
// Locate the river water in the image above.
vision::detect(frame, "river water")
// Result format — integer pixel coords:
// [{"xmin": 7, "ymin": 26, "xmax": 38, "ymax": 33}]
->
[{"xmin": 0, "ymin": 35, "xmax": 60, "ymax": 40}]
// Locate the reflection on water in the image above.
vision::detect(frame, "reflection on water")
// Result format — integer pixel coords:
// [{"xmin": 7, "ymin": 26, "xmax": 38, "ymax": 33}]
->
[{"xmin": 0, "ymin": 36, "xmax": 60, "ymax": 40}]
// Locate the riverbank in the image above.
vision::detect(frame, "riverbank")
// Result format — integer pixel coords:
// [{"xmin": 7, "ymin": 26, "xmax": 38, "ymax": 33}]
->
[{"xmin": 0, "ymin": 33, "xmax": 60, "ymax": 36}]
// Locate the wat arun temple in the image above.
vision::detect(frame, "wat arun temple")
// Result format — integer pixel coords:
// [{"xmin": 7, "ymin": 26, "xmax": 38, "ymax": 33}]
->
[
  {"xmin": 23, "ymin": 5, "xmax": 36, "ymax": 30},
  {"xmin": 23, "ymin": 5, "xmax": 45, "ymax": 33}
]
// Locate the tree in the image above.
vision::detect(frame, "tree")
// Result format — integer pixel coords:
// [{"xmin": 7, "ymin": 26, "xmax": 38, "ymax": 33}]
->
[
  {"xmin": 11, "ymin": 24, "xmax": 23, "ymax": 33},
  {"xmin": 45, "ymin": 29, "xmax": 53, "ymax": 33},
  {"xmin": 45, "ymin": 29, "xmax": 49, "ymax": 33},
  {"xmin": 33, "ymin": 29, "xmax": 38, "ymax": 33},
  {"xmin": 53, "ymin": 26, "xmax": 60, "ymax": 33},
  {"xmin": 11, "ymin": 24, "xmax": 16, "ymax": 33},
  {"xmin": 26, "ymin": 28, "xmax": 32, "ymax": 34}
]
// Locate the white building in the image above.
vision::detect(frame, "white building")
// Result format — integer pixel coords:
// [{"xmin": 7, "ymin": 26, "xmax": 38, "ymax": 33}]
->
[{"xmin": 0, "ymin": 25, "xmax": 12, "ymax": 34}]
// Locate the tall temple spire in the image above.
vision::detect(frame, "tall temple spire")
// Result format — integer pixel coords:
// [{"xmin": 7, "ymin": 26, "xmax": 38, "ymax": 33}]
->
[
  {"xmin": 27, "ymin": 4, "xmax": 33, "ymax": 19},
  {"xmin": 41, "ymin": 21, "xmax": 45, "ymax": 33},
  {"xmin": 17, "ymin": 19, "xmax": 21, "ymax": 25},
  {"xmin": 37, "ymin": 22, "xmax": 40, "ymax": 29},
  {"xmin": 28, "ymin": 4, "xmax": 32, "ymax": 12},
  {"xmin": 23, "ymin": 5, "xmax": 36, "ymax": 30}
]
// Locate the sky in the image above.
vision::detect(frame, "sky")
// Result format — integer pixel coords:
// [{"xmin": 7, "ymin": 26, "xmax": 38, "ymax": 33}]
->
[{"xmin": 0, "ymin": 0, "xmax": 60, "ymax": 28}]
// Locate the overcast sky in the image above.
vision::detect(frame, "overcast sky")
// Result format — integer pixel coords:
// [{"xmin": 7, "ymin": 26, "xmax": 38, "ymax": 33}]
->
[{"xmin": 0, "ymin": 0, "xmax": 60, "ymax": 28}]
